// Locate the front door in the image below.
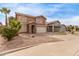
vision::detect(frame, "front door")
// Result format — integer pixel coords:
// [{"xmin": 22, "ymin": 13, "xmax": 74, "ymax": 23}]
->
[{"xmin": 31, "ymin": 25, "xmax": 36, "ymax": 34}]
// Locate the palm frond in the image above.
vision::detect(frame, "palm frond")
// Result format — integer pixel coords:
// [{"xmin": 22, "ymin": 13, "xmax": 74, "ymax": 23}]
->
[{"xmin": 0, "ymin": 7, "xmax": 10, "ymax": 14}]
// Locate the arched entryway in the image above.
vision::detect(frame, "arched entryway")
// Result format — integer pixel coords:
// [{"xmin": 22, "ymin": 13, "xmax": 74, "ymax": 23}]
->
[{"xmin": 27, "ymin": 23, "xmax": 36, "ymax": 34}]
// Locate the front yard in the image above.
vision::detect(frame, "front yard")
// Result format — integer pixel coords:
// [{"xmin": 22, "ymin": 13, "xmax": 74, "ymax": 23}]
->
[
  {"xmin": 4, "ymin": 32, "xmax": 79, "ymax": 56},
  {"xmin": 0, "ymin": 32, "xmax": 79, "ymax": 55},
  {"xmin": 0, "ymin": 33, "xmax": 62, "ymax": 54}
]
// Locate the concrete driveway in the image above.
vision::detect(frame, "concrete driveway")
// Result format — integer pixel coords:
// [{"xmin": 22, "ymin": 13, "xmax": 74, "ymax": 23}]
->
[{"xmin": 4, "ymin": 34, "xmax": 79, "ymax": 56}]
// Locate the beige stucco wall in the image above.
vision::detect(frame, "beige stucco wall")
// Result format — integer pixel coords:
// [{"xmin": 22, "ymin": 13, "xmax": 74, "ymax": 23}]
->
[{"xmin": 19, "ymin": 23, "xmax": 27, "ymax": 33}]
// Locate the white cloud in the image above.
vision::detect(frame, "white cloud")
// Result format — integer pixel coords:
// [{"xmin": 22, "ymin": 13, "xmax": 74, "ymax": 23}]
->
[
  {"xmin": 15, "ymin": 6, "xmax": 27, "ymax": 12},
  {"xmin": 60, "ymin": 16, "xmax": 79, "ymax": 25},
  {"xmin": 14, "ymin": 5, "xmax": 44, "ymax": 16},
  {"xmin": 47, "ymin": 18, "xmax": 58, "ymax": 22},
  {"xmin": 11, "ymin": 3, "xmax": 65, "ymax": 16},
  {"xmin": 46, "ymin": 4, "xmax": 64, "ymax": 13},
  {"xmin": 7, "ymin": 3, "xmax": 65, "ymax": 17},
  {"xmin": 47, "ymin": 16, "xmax": 79, "ymax": 26}
]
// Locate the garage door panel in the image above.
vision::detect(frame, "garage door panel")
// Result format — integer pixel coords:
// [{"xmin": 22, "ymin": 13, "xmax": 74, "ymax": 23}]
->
[{"xmin": 36, "ymin": 27, "xmax": 46, "ymax": 33}]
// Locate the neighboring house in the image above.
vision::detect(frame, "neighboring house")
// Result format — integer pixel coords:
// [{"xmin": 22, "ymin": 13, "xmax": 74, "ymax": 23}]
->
[
  {"xmin": 15, "ymin": 13, "xmax": 47, "ymax": 34},
  {"xmin": 47, "ymin": 21, "xmax": 66, "ymax": 33},
  {"xmin": 60, "ymin": 24, "xmax": 67, "ymax": 33}
]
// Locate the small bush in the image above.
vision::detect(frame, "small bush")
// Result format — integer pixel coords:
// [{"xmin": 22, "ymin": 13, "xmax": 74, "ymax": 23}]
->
[
  {"xmin": 1, "ymin": 18, "xmax": 21, "ymax": 41},
  {"xmin": 2, "ymin": 27, "xmax": 17, "ymax": 41}
]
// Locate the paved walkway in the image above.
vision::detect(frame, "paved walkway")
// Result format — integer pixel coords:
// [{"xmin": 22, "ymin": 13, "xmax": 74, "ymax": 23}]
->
[{"xmin": 4, "ymin": 34, "xmax": 79, "ymax": 56}]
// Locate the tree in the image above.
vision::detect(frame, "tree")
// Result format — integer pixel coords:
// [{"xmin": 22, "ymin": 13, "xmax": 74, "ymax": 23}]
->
[
  {"xmin": 1, "ymin": 18, "xmax": 21, "ymax": 41},
  {"xmin": 67, "ymin": 25, "xmax": 75, "ymax": 34},
  {"xmin": 2, "ymin": 27, "xmax": 17, "ymax": 41},
  {"xmin": 9, "ymin": 17, "xmax": 21, "ymax": 35},
  {"xmin": 0, "ymin": 7, "xmax": 10, "ymax": 26}
]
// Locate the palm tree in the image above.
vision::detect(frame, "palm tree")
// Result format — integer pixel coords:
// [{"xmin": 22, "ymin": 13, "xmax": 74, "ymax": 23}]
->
[{"xmin": 0, "ymin": 7, "xmax": 10, "ymax": 26}]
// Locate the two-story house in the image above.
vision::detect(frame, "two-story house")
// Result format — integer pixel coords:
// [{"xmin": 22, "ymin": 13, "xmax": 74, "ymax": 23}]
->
[{"xmin": 15, "ymin": 13, "xmax": 47, "ymax": 34}]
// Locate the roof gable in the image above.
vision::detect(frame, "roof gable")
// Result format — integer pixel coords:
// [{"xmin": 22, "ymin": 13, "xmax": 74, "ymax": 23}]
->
[{"xmin": 36, "ymin": 15, "xmax": 46, "ymax": 20}]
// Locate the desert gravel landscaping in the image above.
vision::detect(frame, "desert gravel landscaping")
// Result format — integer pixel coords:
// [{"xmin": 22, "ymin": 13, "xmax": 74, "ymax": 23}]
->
[
  {"xmin": 0, "ymin": 33, "xmax": 62, "ymax": 54},
  {"xmin": 3, "ymin": 32, "xmax": 79, "ymax": 56}
]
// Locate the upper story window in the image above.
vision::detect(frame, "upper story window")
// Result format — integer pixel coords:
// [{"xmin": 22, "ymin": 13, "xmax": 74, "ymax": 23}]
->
[
  {"xmin": 36, "ymin": 17, "xmax": 40, "ymax": 23},
  {"xmin": 36, "ymin": 17, "xmax": 45, "ymax": 24}
]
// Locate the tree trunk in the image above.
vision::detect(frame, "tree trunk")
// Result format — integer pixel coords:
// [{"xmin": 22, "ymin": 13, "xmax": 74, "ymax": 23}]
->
[{"xmin": 5, "ymin": 14, "xmax": 7, "ymax": 26}]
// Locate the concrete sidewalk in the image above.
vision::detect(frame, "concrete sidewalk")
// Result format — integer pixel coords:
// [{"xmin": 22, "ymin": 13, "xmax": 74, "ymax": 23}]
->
[{"xmin": 4, "ymin": 34, "xmax": 79, "ymax": 56}]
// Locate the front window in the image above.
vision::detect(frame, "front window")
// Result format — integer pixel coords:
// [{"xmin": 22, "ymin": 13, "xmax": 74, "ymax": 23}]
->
[{"xmin": 36, "ymin": 18, "xmax": 39, "ymax": 23}]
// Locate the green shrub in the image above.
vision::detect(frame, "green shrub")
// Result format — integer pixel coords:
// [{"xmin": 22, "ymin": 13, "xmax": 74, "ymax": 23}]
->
[
  {"xmin": 9, "ymin": 17, "xmax": 21, "ymax": 35},
  {"xmin": 2, "ymin": 27, "xmax": 17, "ymax": 41},
  {"xmin": 67, "ymin": 25, "xmax": 75, "ymax": 34},
  {"xmin": 1, "ymin": 18, "xmax": 21, "ymax": 41}
]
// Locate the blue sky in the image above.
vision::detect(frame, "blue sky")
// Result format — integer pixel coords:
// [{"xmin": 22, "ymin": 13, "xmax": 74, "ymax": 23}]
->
[{"xmin": 0, "ymin": 3, "xmax": 79, "ymax": 25}]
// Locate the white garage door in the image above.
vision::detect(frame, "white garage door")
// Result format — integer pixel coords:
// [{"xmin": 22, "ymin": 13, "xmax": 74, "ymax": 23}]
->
[{"xmin": 36, "ymin": 27, "xmax": 46, "ymax": 33}]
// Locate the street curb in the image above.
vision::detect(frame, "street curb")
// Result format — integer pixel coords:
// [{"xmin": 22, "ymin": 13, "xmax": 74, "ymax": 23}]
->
[{"xmin": 0, "ymin": 44, "xmax": 39, "ymax": 56}]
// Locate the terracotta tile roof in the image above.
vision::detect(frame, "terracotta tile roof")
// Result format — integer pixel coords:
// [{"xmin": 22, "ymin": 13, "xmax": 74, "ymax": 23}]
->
[{"xmin": 15, "ymin": 12, "xmax": 35, "ymax": 18}]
